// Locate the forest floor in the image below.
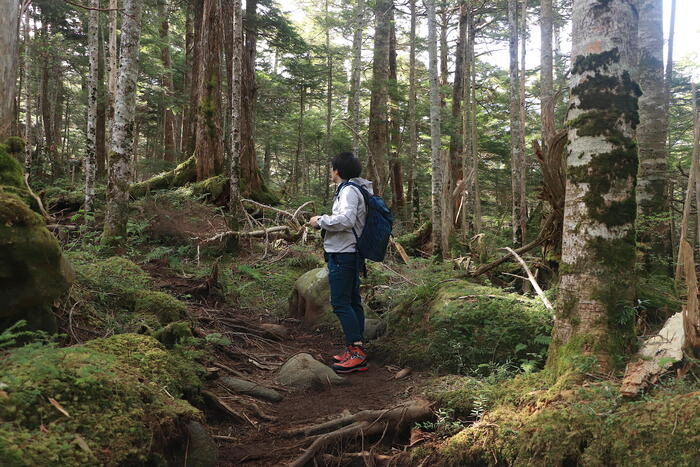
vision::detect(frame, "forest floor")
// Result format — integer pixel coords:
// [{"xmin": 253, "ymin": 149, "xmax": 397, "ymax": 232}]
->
[{"xmin": 144, "ymin": 259, "xmax": 419, "ymax": 466}]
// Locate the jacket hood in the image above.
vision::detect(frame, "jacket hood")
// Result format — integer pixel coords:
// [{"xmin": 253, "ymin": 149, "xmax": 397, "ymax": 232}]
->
[{"xmin": 347, "ymin": 177, "xmax": 374, "ymax": 195}]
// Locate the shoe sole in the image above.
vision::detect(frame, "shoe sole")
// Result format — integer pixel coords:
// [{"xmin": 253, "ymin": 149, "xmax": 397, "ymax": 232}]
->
[{"xmin": 333, "ymin": 364, "xmax": 369, "ymax": 374}]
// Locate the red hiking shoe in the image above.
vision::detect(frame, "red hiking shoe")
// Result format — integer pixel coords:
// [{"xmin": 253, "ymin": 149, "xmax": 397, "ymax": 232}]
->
[
  {"xmin": 332, "ymin": 347, "xmax": 351, "ymax": 362},
  {"xmin": 332, "ymin": 345, "xmax": 368, "ymax": 374}
]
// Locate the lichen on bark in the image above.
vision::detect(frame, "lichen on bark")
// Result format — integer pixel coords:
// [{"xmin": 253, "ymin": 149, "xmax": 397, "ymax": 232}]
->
[{"xmin": 548, "ymin": 0, "xmax": 641, "ymax": 376}]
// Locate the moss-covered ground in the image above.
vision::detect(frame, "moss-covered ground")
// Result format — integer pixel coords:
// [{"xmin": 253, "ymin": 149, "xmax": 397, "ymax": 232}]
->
[{"xmin": 0, "ymin": 333, "xmax": 202, "ymax": 466}]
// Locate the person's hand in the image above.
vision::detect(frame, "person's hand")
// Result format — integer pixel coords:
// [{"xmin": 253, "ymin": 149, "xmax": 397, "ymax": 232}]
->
[{"xmin": 309, "ymin": 216, "xmax": 321, "ymax": 229}]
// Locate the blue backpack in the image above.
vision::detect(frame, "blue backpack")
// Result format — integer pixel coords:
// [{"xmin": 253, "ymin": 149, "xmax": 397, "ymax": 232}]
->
[{"xmin": 339, "ymin": 181, "xmax": 394, "ymax": 262}]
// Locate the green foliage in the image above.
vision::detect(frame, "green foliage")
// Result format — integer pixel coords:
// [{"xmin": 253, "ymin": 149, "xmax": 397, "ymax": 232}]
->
[{"xmin": 0, "ymin": 334, "xmax": 202, "ymax": 466}]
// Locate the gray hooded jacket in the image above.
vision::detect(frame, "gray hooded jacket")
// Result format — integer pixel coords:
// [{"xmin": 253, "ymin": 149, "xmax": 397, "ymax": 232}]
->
[{"xmin": 318, "ymin": 177, "xmax": 373, "ymax": 253}]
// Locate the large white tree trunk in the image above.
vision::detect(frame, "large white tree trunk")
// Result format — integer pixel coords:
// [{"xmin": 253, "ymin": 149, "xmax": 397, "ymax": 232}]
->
[
  {"xmin": 548, "ymin": 0, "xmax": 640, "ymax": 375},
  {"xmin": 636, "ymin": 0, "xmax": 670, "ymax": 273},
  {"xmin": 102, "ymin": 0, "xmax": 143, "ymax": 247},
  {"xmin": 350, "ymin": 0, "xmax": 364, "ymax": 158},
  {"xmin": 85, "ymin": 0, "xmax": 99, "ymax": 214},
  {"xmin": 229, "ymin": 0, "xmax": 242, "ymax": 218},
  {"xmin": 0, "ymin": 0, "xmax": 19, "ymax": 140},
  {"xmin": 426, "ymin": 0, "xmax": 442, "ymax": 258}
]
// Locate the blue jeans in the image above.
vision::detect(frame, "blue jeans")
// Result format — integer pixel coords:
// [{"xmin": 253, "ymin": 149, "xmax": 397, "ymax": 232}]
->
[{"xmin": 326, "ymin": 252, "xmax": 364, "ymax": 345}]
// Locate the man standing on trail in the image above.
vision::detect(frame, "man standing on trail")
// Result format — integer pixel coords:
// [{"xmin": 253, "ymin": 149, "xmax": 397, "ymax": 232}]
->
[{"xmin": 309, "ymin": 152, "xmax": 371, "ymax": 374}]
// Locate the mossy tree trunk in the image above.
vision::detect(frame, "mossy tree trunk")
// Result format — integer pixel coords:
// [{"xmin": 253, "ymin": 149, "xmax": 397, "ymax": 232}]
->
[
  {"xmin": 229, "ymin": 0, "xmax": 242, "ymax": 219},
  {"xmin": 0, "ymin": 0, "xmax": 19, "ymax": 140},
  {"xmin": 194, "ymin": 0, "xmax": 224, "ymax": 181},
  {"xmin": 636, "ymin": 0, "xmax": 671, "ymax": 274},
  {"xmin": 547, "ymin": 0, "xmax": 641, "ymax": 376},
  {"xmin": 102, "ymin": 0, "xmax": 143, "ymax": 247},
  {"xmin": 367, "ymin": 0, "xmax": 391, "ymax": 197}
]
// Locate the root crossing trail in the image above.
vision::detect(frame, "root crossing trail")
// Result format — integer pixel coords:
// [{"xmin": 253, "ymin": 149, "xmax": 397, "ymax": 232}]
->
[{"xmin": 148, "ymin": 263, "xmax": 422, "ymax": 466}]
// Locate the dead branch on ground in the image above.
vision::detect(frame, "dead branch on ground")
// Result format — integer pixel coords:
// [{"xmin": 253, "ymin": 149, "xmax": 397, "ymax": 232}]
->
[
  {"xmin": 503, "ymin": 247, "xmax": 553, "ymax": 311},
  {"xmin": 285, "ymin": 399, "xmax": 433, "ymax": 467}
]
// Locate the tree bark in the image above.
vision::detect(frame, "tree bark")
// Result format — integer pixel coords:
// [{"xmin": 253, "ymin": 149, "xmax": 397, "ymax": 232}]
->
[
  {"xmin": 438, "ymin": 3, "xmax": 449, "ymax": 108},
  {"xmin": 182, "ymin": 2, "xmax": 196, "ymax": 156},
  {"xmin": 449, "ymin": 3, "xmax": 467, "ymax": 188},
  {"xmin": 85, "ymin": 0, "xmax": 99, "ymax": 213},
  {"xmin": 518, "ymin": 0, "xmax": 528, "ymax": 244},
  {"xmin": 664, "ymin": 0, "xmax": 676, "ymax": 114},
  {"xmin": 325, "ymin": 0, "xmax": 333, "ymax": 196},
  {"xmin": 96, "ymin": 24, "xmax": 107, "ymax": 177},
  {"xmin": 508, "ymin": 0, "xmax": 523, "ymax": 245},
  {"xmin": 637, "ymin": 0, "xmax": 670, "ymax": 274},
  {"xmin": 540, "ymin": 0, "xmax": 555, "ymax": 150},
  {"xmin": 367, "ymin": 0, "xmax": 391, "ymax": 196},
  {"xmin": 547, "ymin": 0, "xmax": 640, "ymax": 375},
  {"xmin": 388, "ymin": 11, "xmax": 404, "ymax": 214},
  {"xmin": 102, "ymin": 0, "xmax": 143, "ymax": 247},
  {"xmin": 406, "ymin": 0, "xmax": 418, "ymax": 222},
  {"xmin": 159, "ymin": 0, "xmax": 177, "ymax": 162},
  {"xmin": 0, "ymin": 0, "xmax": 19, "ymax": 140},
  {"xmin": 229, "ymin": 0, "xmax": 242, "ymax": 218},
  {"xmin": 23, "ymin": 9, "xmax": 32, "ymax": 174},
  {"xmin": 195, "ymin": 0, "xmax": 224, "ymax": 180},
  {"xmin": 107, "ymin": 0, "xmax": 118, "ymax": 150},
  {"xmin": 426, "ymin": 0, "xmax": 443, "ymax": 259},
  {"xmin": 350, "ymin": 0, "xmax": 364, "ymax": 158},
  {"xmin": 239, "ymin": 0, "xmax": 265, "ymax": 197},
  {"xmin": 469, "ymin": 11, "xmax": 481, "ymax": 233}
]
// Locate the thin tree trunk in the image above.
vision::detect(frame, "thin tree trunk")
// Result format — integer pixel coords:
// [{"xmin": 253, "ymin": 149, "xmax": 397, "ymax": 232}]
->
[
  {"xmin": 540, "ymin": 0, "xmax": 555, "ymax": 149},
  {"xmin": 469, "ymin": 12, "xmax": 481, "ymax": 234},
  {"xmin": 518, "ymin": 0, "xmax": 528, "ymax": 244},
  {"xmin": 85, "ymin": 0, "xmax": 99, "ymax": 213},
  {"xmin": 350, "ymin": 0, "xmax": 364, "ymax": 158},
  {"xmin": 195, "ymin": 0, "xmax": 224, "ymax": 180},
  {"xmin": 102, "ymin": 0, "xmax": 143, "ymax": 247},
  {"xmin": 426, "ymin": 0, "xmax": 443, "ymax": 259},
  {"xmin": 548, "ymin": 0, "xmax": 640, "ymax": 375},
  {"xmin": 107, "ymin": 0, "xmax": 118, "ymax": 148},
  {"xmin": 637, "ymin": 0, "xmax": 670, "ymax": 273},
  {"xmin": 0, "ymin": 0, "xmax": 19, "ymax": 140},
  {"xmin": 23, "ymin": 10, "xmax": 32, "ymax": 174},
  {"xmin": 325, "ymin": 0, "xmax": 333, "ymax": 202},
  {"xmin": 508, "ymin": 0, "xmax": 522, "ymax": 245},
  {"xmin": 292, "ymin": 87, "xmax": 306, "ymax": 194},
  {"xmin": 664, "ymin": 0, "xmax": 676, "ymax": 114},
  {"xmin": 449, "ymin": 2, "xmax": 467, "ymax": 188},
  {"xmin": 676, "ymin": 86, "xmax": 699, "ymax": 281},
  {"xmin": 367, "ymin": 0, "xmax": 391, "ymax": 196},
  {"xmin": 388, "ymin": 11, "xmax": 404, "ymax": 214},
  {"xmin": 159, "ymin": 0, "xmax": 177, "ymax": 162},
  {"xmin": 96, "ymin": 24, "xmax": 107, "ymax": 177},
  {"xmin": 406, "ymin": 0, "xmax": 418, "ymax": 223},
  {"xmin": 182, "ymin": 3, "xmax": 195, "ymax": 156},
  {"xmin": 229, "ymin": 0, "xmax": 242, "ymax": 218}
]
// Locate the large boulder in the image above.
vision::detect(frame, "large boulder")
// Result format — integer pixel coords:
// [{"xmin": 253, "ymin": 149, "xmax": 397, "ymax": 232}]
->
[
  {"xmin": 288, "ymin": 267, "xmax": 334, "ymax": 327},
  {"xmin": 0, "ymin": 192, "xmax": 73, "ymax": 332}
]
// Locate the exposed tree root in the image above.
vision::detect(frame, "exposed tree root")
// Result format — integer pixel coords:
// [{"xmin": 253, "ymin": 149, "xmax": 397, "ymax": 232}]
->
[{"xmin": 285, "ymin": 399, "xmax": 433, "ymax": 467}]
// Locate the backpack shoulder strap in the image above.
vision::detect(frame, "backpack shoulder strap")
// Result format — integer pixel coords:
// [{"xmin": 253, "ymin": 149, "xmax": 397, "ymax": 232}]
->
[{"xmin": 337, "ymin": 181, "xmax": 369, "ymax": 207}]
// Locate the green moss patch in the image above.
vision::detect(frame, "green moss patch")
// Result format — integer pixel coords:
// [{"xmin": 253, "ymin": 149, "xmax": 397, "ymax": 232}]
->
[
  {"xmin": 372, "ymin": 280, "xmax": 552, "ymax": 373},
  {"xmin": 439, "ymin": 374, "xmax": 700, "ymax": 466},
  {"xmin": 0, "ymin": 333, "xmax": 201, "ymax": 466},
  {"xmin": 68, "ymin": 256, "xmax": 191, "ymax": 336}
]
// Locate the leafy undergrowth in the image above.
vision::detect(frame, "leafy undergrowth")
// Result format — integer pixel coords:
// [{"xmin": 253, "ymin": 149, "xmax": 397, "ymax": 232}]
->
[
  {"xmin": 0, "ymin": 332, "xmax": 202, "ymax": 466},
  {"xmin": 427, "ymin": 370, "xmax": 700, "ymax": 466}
]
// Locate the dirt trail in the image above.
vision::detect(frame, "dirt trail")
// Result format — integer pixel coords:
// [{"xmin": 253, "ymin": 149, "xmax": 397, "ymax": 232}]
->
[{"xmin": 147, "ymin": 263, "xmax": 418, "ymax": 466}]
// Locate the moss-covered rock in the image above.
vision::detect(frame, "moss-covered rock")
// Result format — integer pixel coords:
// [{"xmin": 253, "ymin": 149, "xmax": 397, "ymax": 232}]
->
[
  {"xmin": 0, "ymin": 333, "xmax": 204, "ymax": 466},
  {"xmin": 134, "ymin": 290, "xmax": 189, "ymax": 325},
  {"xmin": 440, "ymin": 375, "xmax": 700, "ymax": 466},
  {"xmin": 0, "ymin": 144, "xmax": 24, "ymax": 189},
  {"xmin": 372, "ymin": 280, "xmax": 552, "ymax": 372},
  {"xmin": 396, "ymin": 221, "xmax": 432, "ymax": 256},
  {"xmin": 0, "ymin": 193, "xmax": 73, "ymax": 333},
  {"xmin": 288, "ymin": 267, "xmax": 334, "ymax": 327}
]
